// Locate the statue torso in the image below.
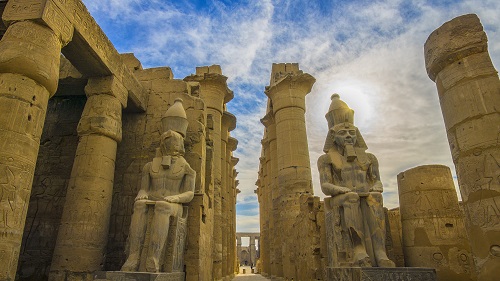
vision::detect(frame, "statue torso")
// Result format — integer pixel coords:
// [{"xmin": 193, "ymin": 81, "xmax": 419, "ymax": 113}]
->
[{"xmin": 147, "ymin": 156, "xmax": 187, "ymax": 200}]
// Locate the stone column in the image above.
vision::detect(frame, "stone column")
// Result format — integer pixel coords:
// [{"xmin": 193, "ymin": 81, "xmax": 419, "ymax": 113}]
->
[
  {"xmin": 249, "ymin": 236, "xmax": 256, "ymax": 266},
  {"xmin": 424, "ymin": 14, "xmax": 500, "ymax": 280},
  {"xmin": 228, "ymin": 138, "xmax": 238, "ymax": 276},
  {"xmin": 398, "ymin": 165, "xmax": 475, "ymax": 281},
  {"xmin": 50, "ymin": 77, "xmax": 126, "ymax": 280},
  {"xmin": 185, "ymin": 66, "xmax": 232, "ymax": 280},
  {"xmin": 265, "ymin": 63, "xmax": 315, "ymax": 280},
  {"xmin": 221, "ymin": 111, "xmax": 236, "ymax": 278},
  {"xmin": 237, "ymin": 236, "xmax": 242, "ymax": 265},
  {"xmin": 255, "ymin": 151, "xmax": 268, "ymax": 275},
  {"xmin": 0, "ymin": 5, "xmax": 72, "ymax": 279},
  {"xmin": 261, "ymin": 111, "xmax": 281, "ymax": 278}
]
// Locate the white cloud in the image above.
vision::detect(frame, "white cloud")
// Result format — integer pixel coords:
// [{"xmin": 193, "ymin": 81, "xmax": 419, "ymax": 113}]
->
[{"xmin": 83, "ymin": 0, "xmax": 500, "ymax": 230}]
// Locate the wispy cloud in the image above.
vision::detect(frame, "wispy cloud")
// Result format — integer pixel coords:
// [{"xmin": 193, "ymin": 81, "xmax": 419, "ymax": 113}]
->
[{"xmin": 84, "ymin": 0, "xmax": 500, "ymax": 231}]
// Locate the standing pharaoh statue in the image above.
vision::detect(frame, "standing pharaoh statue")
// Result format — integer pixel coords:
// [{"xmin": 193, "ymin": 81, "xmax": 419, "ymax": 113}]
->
[
  {"xmin": 318, "ymin": 94, "xmax": 395, "ymax": 268},
  {"xmin": 122, "ymin": 98, "xmax": 196, "ymax": 273}
]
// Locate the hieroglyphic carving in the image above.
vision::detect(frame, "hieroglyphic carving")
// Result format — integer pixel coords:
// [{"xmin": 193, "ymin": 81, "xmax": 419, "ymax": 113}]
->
[
  {"xmin": 3, "ymin": 0, "xmax": 73, "ymax": 45},
  {"xmin": 327, "ymin": 267, "xmax": 436, "ymax": 281}
]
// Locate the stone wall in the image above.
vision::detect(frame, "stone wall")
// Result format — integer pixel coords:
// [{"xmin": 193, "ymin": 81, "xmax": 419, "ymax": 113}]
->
[{"xmin": 17, "ymin": 96, "xmax": 86, "ymax": 280}]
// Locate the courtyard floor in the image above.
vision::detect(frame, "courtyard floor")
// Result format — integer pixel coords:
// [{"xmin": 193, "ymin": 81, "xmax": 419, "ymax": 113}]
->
[{"xmin": 232, "ymin": 266, "xmax": 269, "ymax": 280}]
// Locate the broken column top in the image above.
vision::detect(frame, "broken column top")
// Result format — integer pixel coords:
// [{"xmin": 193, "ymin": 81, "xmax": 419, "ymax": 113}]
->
[
  {"xmin": 424, "ymin": 14, "xmax": 488, "ymax": 81},
  {"xmin": 270, "ymin": 63, "xmax": 304, "ymax": 85},
  {"xmin": 196, "ymin": 65, "xmax": 223, "ymax": 75}
]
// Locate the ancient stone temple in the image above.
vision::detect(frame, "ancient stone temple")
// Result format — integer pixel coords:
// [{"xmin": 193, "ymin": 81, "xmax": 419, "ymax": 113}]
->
[
  {"xmin": 398, "ymin": 165, "xmax": 474, "ymax": 280},
  {"xmin": 0, "ymin": 1, "xmax": 239, "ymax": 281},
  {"xmin": 424, "ymin": 14, "xmax": 500, "ymax": 281},
  {"xmin": 256, "ymin": 63, "xmax": 326, "ymax": 280}
]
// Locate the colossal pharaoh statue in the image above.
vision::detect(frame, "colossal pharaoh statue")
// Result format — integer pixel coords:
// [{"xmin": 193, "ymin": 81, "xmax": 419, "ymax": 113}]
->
[
  {"xmin": 318, "ymin": 94, "xmax": 395, "ymax": 268},
  {"xmin": 121, "ymin": 99, "xmax": 196, "ymax": 273}
]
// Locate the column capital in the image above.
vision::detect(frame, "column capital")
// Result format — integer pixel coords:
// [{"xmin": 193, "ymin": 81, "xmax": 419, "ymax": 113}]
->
[
  {"xmin": 260, "ymin": 111, "xmax": 275, "ymax": 128},
  {"xmin": 228, "ymin": 137, "xmax": 238, "ymax": 151},
  {"xmin": 3, "ymin": 0, "xmax": 74, "ymax": 46},
  {"xmin": 424, "ymin": 14, "xmax": 487, "ymax": 81},
  {"xmin": 184, "ymin": 67, "xmax": 233, "ymax": 110},
  {"xmin": 231, "ymin": 156, "xmax": 239, "ymax": 166},
  {"xmin": 77, "ymin": 93, "xmax": 122, "ymax": 142},
  {"xmin": 264, "ymin": 72, "xmax": 315, "ymax": 113},
  {"xmin": 222, "ymin": 111, "xmax": 237, "ymax": 132},
  {"xmin": 85, "ymin": 76, "xmax": 128, "ymax": 108}
]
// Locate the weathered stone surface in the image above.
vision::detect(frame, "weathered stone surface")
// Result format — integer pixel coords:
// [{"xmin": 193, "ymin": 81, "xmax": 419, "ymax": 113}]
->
[
  {"xmin": 94, "ymin": 271, "xmax": 184, "ymax": 281},
  {"xmin": 326, "ymin": 267, "xmax": 436, "ymax": 281},
  {"xmin": 121, "ymin": 99, "xmax": 195, "ymax": 274},
  {"xmin": 319, "ymin": 94, "xmax": 394, "ymax": 269},
  {"xmin": 256, "ymin": 63, "xmax": 317, "ymax": 280},
  {"xmin": 17, "ymin": 96, "xmax": 85, "ymax": 281},
  {"xmin": 398, "ymin": 165, "xmax": 475, "ymax": 280},
  {"xmin": 424, "ymin": 14, "xmax": 500, "ymax": 281},
  {"xmin": 0, "ymin": 17, "xmax": 62, "ymax": 281}
]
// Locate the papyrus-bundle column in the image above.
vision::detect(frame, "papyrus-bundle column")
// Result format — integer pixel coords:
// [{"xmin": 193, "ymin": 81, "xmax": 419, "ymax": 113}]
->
[
  {"xmin": 228, "ymin": 138, "xmax": 238, "ymax": 276},
  {"xmin": 0, "ymin": 5, "xmax": 72, "ymax": 279},
  {"xmin": 260, "ymin": 111, "xmax": 280, "ymax": 278},
  {"xmin": 264, "ymin": 63, "xmax": 315, "ymax": 280},
  {"xmin": 185, "ymin": 65, "xmax": 232, "ymax": 280},
  {"xmin": 424, "ymin": 14, "xmax": 500, "ymax": 280},
  {"xmin": 221, "ymin": 111, "xmax": 236, "ymax": 277},
  {"xmin": 231, "ymin": 158, "xmax": 239, "ymax": 274},
  {"xmin": 398, "ymin": 165, "xmax": 475, "ymax": 281},
  {"xmin": 50, "ymin": 77, "xmax": 126, "ymax": 280}
]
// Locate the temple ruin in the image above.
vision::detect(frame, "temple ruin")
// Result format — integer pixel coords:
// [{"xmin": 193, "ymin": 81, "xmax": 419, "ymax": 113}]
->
[{"xmin": 0, "ymin": 0, "xmax": 498, "ymax": 280}]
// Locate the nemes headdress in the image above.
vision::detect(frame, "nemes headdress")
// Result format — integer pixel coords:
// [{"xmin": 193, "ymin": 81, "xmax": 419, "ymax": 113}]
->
[{"xmin": 161, "ymin": 98, "xmax": 188, "ymax": 138}]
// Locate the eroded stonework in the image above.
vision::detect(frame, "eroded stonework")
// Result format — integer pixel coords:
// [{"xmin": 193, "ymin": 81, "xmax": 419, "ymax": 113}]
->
[{"xmin": 319, "ymin": 94, "xmax": 394, "ymax": 268}]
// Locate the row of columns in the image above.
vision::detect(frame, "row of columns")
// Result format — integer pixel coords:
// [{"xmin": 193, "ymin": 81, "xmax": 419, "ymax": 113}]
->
[
  {"xmin": 256, "ymin": 63, "xmax": 315, "ymax": 279},
  {"xmin": 185, "ymin": 65, "xmax": 239, "ymax": 280},
  {"xmin": 236, "ymin": 234, "xmax": 260, "ymax": 265},
  {"xmin": 0, "ymin": 18, "xmax": 130, "ymax": 281}
]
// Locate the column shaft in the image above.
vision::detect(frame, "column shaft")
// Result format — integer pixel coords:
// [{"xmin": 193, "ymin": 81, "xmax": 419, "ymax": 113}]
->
[
  {"xmin": 398, "ymin": 165, "xmax": 475, "ymax": 280},
  {"xmin": 424, "ymin": 14, "xmax": 500, "ymax": 280},
  {"xmin": 50, "ymin": 85, "xmax": 123, "ymax": 280},
  {"xmin": 265, "ymin": 63, "xmax": 315, "ymax": 280},
  {"xmin": 0, "ymin": 20, "xmax": 63, "ymax": 280}
]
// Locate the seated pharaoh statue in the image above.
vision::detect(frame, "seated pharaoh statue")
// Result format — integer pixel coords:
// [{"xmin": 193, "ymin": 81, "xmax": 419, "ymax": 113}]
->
[
  {"xmin": 122, "ymin": 98, "xmax": 196, "ymax": 273},
  {"xmin": 318, "ymin": 94, "xmax": 395, "ymax": 268}
]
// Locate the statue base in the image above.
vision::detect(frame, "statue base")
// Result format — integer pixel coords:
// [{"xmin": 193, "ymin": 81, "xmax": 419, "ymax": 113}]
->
[
  {"xmin": 326, "ymin": 267, "xmax": 436, "ymax": 281},
  {"xmin": 94, "ymin": 271, "xmax": 185, "ymax": 281}
]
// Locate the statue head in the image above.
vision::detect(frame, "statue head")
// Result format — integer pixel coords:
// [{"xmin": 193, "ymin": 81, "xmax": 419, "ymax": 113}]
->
[
  {"xmin": 323, "ymin": 94, "xmax": 368, "ymax": 153},
  {"xmin": 160, "ymin": 130, "xmax": 185, "ymax": 156},
  {"xmin": 331, "ymin": 123, "xmax": 357, "ymax": 148}
]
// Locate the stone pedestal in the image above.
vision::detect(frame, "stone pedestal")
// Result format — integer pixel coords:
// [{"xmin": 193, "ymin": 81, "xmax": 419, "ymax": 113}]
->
[
  {"xmin": 326, "ymin": 267, "xmax": 436, "ymax": 281},
  {"xmin": 94, "ymin": 271, "xmax": 184, "ymax": 281}
]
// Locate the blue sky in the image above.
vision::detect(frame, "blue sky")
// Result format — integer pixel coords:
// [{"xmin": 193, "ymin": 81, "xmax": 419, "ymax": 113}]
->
[{"xmin": 82, "ymin": 0, "xmax": 500, "ymax": 237}]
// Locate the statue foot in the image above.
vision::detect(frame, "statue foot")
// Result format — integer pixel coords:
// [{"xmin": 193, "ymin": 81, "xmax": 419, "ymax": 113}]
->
[
  {"xmin": 146, "ymin": 257, "xmax": 160, "ymax": 273},
  {"xmin": 377, "ymin": 258, "xmax": 395, "ymax": 268},
  {"xmin": 121, "ymin": 256, "xmax": 139, "ymax": 272},
  {"xmin": 353, "ymin": 252, "xmax": 372, "ymax": 267}
]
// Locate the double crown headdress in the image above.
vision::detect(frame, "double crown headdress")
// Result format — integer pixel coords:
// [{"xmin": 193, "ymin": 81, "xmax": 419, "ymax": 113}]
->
[{"xmin": 323, "ymin": 94, "xmax": 367, "ymax": 152}]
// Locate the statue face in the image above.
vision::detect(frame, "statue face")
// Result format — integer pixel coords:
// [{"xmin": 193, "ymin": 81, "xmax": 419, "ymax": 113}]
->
[
  {"xmin": 160, "ymin": 130, "xmax": 185, "ymax": 156},
  {"xmin": 332, "ymin": 126, "xmax": 357, "ymax": 147}
]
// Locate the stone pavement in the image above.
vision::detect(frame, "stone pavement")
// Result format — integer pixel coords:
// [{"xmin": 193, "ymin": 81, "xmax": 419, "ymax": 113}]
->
[{"xmin": 232, "ymin": 266, "xmax": 269, "ymax": 280}]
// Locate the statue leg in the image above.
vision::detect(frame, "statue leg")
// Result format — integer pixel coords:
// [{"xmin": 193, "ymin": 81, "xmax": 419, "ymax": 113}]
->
[
  {"xmin": 364, "ymin": 193, "xmax": 395, "ymax": 267},
  {"xmin": 338, "ymin": 192, "xmax": 371, "ymax": 267},
  {"xmin": 146, "ymin": 201, "xmax": 178, "ymax": 272},
  {"xmin": 122, "ymin": 200, "xmax": 148, "ymax": 271}
]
